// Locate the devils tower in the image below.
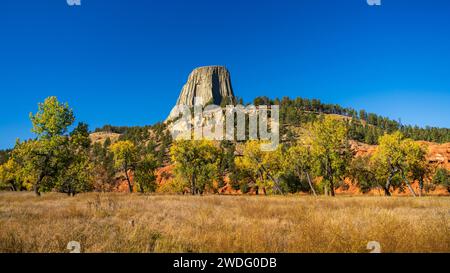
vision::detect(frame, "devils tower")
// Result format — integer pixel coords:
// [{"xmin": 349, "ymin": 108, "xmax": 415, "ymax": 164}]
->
[{"xmin": 175, "ymin": 66, "xmax": 235, "ymax": 107}]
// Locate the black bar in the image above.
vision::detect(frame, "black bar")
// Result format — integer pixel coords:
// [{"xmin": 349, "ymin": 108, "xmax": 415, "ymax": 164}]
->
[{"xmin": 0, "ymin": 253, "xmax": 447, "ymax": 272}]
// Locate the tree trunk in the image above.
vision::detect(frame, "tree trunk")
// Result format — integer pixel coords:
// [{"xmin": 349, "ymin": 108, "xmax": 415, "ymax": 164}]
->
[
  {"xmin": 401, "ymin": 171, "xmax": 417, "ymax": 197},
  {"xmin": 329, "ymin": 175, "xmax": 335, "ymax": 196},
  {"xmin": 124, "ymin": 166, "xmax": 133, "ymax": 193},
  {"xmin": 404, "ymin": 177, "xmax": 417, "ymax": 197},
  {"xmin": 419, "ymin": 178, "xmax": 424, "ymax": 197},
  {"xmin": 34, "ymin": 173, "xmax": 44, "ymax": 196},
  {"xmin": 326, "ymin": 161, "xmax": 335, "ymax": 196},
  {"xmin": 271, "ymin": 177, "xmax": 283, "ymax": 194},
  {"xmin": 9, "ymin": 181, "xmax": 17, "ymax": 192},
  {"xmin": 305, "ymin": 172, "xmax": 317, "ymax": 196},
  {"xmin": 262, "ymin": 166, "xmax": 283, "ymax": 194},
  {"xmin": 34, "ymin": 184, "xmax": 41, "ymax": 196},
  {"xmin": 384, "ymin": 174, "xmax": 393, "ymax": 196},
  {"xmin": 326, "ymin": 158, "xmax": 335, "ymax": 196},
  {"xmin": 330, "ymin": 183, "xmax": 335, "ymax": 196},
  {"xmin": 191, "ymin": 174, "xmax": 196, "ymax": 195}
]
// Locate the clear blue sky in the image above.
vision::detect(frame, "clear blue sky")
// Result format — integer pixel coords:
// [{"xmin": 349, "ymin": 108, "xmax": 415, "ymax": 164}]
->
[{"xmin": 1, "ymin": 0, "xmax": 449, "ymax": 149}]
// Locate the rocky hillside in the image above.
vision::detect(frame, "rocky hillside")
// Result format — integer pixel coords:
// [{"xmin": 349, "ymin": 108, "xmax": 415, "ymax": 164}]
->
[
  {"xmin": 89, "ymin": 132, "xmax": 121, "ymax": 145},
  {"xmin": 351, "ymin": 140, "xmax": 450, "ymax": 170}
]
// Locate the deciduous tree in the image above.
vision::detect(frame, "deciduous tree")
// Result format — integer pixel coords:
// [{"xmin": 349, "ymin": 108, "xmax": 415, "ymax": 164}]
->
[
  {"xmin": 134, "ymin": 154, "xmax": 158, "ymax": 193},
  {"xmin": 235, "ymin": 141, "xmax": 284, "ymax": 194},
  {"xmin": 370, "ymin": 132, "xmax": 422, "ymax": 196},
  {"xmin": 110, "ymin": 140, "xmax": 138, "ymax": 193},
  {"xmin": 308, "ymin": 116, "xmax": 352, "ymax": 196},
  {"xmin": 30, "ymin": 96, "xmax": 75, "ymax": 138},
  {"xmin": 170, "ymin": 140, "xmax": 221, "ymax": 195},
  {"xmin": 285, "ymin": 144, "xmax": 317, "ymax": 195}
]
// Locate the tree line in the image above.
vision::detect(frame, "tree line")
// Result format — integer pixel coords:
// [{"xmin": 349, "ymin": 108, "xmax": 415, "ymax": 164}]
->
[
  {"xmin": 0, "ymin": 97, "xmax": 165, "ymax": 195},
  {"xmin": 0, "ymin": 96, "xmax": 449, "ymax": 196},
  {"xmin": 252, "ymin": 96, "xmax": 450, "ymax": 144},
  {"xmin": 94, "ymin": 95, "xmax": 449, "ymax": 145},
  {"xmin": 168, "ymin": 115, "xmax": 449, "ymax": 196}
]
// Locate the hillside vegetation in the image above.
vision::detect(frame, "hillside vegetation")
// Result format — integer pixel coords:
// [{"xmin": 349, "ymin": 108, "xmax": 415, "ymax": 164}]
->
[
  {"xmin": 94, "ymin": 95, "xmax": 450, "ymax": 144},
  {"xmin": 0, "ymin": 96, "xmax": 449, "ymax": 196}
]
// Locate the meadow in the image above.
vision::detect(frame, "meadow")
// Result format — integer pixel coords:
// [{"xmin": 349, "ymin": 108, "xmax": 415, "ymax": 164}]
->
[{"xmin": 0, "ymin": 192, "xmax": 449, "ymax": 253}]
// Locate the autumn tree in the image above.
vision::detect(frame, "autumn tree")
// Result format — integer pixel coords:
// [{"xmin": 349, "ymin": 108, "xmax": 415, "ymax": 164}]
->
[
  {"xmin": 285, "ymin": 144, "xmax": 317, "ymax": 195},
  {"xmin": 15, "ymin": 96, "xmax": 76, "ymax": 196},
  {"xmin": 134, "ymin": 154, "xmax": 158, "ymax": 193},
  {"xmin": 308, "ymin": 116, "xmax": 352, "ymax": 196},
  {"xmin": 30, "ymin": 96, "xmax": 75, "ymax": 138},
  {"xmin": 110, "ymin": 140, "xmax": 138, "ymax": 193},
  {"xmin": 12, "ymin": 137, "xmax": 66, "ymax": 195},
  {"xmin": 402, "ymin": 140, "xmax": 428, "ymax": 196},
  {"xmin": 170, "ymin": 140, "xmax": 221, "ymax": 195},
  {"xmin": 55, "ymin": 123, "xmax": 93, "ymax": 196},
  {"xmin": 370, "ymin": 132, "xmax": 423, "ymax": 196},
  {"xmin": 0, "ymin": 158, "xmax": 22, "ymax": 191},
  {"xmin": 371, "ymin": 132, "xmax": 403, "ymax": 196},
  {"xmin": 235, "ymin": 141, "xmax": 284, "ymax": 195},
  {"xmin": 8, "ymin": 97, "xmax": 97, "ymax": 196}
]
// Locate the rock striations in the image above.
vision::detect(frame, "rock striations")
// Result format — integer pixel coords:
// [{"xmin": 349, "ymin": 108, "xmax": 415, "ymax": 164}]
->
[{"xmin": 175, "ymin": 66, "xmax": 235, "ymax": 107}]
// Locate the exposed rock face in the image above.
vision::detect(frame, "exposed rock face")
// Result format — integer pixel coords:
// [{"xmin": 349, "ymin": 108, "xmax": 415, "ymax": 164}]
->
[
  {"xmin": 418, "ymin": 141, "xmax": 450, "ymax": 170},
  {"xmin": 352, "ymin": 140, "xmax": 450, "ymax": 170},
  {"xmin": 175, "ymin": 66, "xmax": 235, "ymax": 107}
]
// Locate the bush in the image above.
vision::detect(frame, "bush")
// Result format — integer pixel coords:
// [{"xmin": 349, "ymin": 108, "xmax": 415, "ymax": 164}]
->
[
  {"xmin": 157, "ymin": 177, "xmax": 188, "ymax": 194},
  {"xmin": 432, "ymin": 168, "xmax": 449, "ymax": 192}
]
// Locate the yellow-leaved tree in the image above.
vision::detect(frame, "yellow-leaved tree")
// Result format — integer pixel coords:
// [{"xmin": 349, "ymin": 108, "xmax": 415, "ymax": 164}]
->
[
  {"xmin": 371, "ymin": 132, "xmax": 427, "ymax": 196},
  {"xmin": 110, "ymin": 140, "xmax": 138, "ymax": 193},
  {"xmin": 307, "ymin": 116, "xmax": 352, "ymax": 196},
  {"xmin": 235, "ymin": 140, "xmax": 284, "ymax": 195},
  {"xmin": 170, "ymin": 140, "xmax": 221, "ymax": 195}
]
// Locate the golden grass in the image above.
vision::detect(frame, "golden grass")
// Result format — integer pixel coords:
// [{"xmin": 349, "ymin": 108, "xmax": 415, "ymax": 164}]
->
[{"xmin": 0, "ymin": 192, "xmax": 449, "ymax": 253}]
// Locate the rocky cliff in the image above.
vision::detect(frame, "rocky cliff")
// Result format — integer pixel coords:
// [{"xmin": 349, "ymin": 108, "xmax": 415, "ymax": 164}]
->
[{"xmin": 175, "ymin": 66, "xmax": 235, "ymax": 107}]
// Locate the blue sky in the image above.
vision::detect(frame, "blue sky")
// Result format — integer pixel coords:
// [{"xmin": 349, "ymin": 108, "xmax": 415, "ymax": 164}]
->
[{"xmin": 1, "ymin": 0, "xmax": 449, "ymax": 149}]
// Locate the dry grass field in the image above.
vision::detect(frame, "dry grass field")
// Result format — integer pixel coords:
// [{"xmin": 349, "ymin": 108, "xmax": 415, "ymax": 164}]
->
[{"xmin": 0, "ymin": 192, "xmax": 449, "ymax": 253}]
